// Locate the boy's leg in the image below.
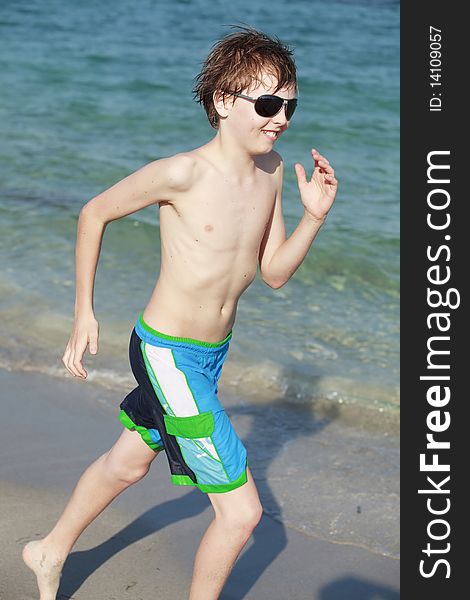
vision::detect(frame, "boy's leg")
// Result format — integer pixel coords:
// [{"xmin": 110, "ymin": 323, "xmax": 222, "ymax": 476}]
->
[
  {"xmin": 22, "ymin": 428, "xmax": 160, "ymax": 600},
  {"xmin": 188, "ymin": 466, "xmax": 263, "ymax": 600}
]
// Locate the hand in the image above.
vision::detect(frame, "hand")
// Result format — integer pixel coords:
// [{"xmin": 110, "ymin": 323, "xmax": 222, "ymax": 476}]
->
[
  {"xmin": 62, "ymin": 314, "xmax": 99, "ymax": 379},
  {"xmin": 294, "ymin": 148, "xmax": 338, "ymax": 223}
]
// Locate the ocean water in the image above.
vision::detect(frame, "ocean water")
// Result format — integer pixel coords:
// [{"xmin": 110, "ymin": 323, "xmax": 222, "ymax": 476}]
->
[{"xmin": 0, "ymin": 0, "xmax": 399, "ymax": 557}]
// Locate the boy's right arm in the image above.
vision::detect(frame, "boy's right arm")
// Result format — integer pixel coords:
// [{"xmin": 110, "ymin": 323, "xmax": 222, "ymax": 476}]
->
[{"xmin": 62, "ymin": 154, "xmax": 195, "ymax": 379}]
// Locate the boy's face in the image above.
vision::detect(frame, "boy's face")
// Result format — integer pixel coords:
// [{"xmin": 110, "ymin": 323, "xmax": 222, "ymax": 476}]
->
[{"xmin": 220, "ymin": 72, "xmax": 297, "ymax": 154}]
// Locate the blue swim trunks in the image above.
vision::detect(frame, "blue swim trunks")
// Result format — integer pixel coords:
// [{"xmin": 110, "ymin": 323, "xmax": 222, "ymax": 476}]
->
[{"xmin": 119, "ymin": 312, "xmax": 248, "ymax": 494}]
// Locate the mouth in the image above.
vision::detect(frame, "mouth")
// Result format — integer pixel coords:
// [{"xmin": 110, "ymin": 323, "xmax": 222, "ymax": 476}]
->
[{"xmin": 261, "ymin": 130, "xmax": 280, "ymax": 140}]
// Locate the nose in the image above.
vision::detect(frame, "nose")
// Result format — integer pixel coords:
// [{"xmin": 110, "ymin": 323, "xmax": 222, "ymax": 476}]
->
[{"xmin": 273, "ymin": 103, "xmax": 288, "ymax": 127}]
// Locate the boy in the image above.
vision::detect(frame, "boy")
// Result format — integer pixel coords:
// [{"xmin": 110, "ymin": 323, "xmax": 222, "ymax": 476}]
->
[{"xmin": 22, "ymin": 25, "xmax": 337, "ymax": 600}]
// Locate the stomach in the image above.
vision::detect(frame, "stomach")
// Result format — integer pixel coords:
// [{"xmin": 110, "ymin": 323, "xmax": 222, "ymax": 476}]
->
[{"xmin": 142, "ymin": 272, "xmax": 244, "ymax": 343}]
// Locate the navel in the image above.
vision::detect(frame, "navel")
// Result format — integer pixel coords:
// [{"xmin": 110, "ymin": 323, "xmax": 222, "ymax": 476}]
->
[{"xmin": 204, "ymin": 224, "xmax": 214, "ymax": 232}]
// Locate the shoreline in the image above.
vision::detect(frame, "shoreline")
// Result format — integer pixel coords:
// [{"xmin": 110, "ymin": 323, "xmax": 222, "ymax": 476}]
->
[{"xmin": 0, "ymin": 357, "xmax": 400, "ymax": 436}]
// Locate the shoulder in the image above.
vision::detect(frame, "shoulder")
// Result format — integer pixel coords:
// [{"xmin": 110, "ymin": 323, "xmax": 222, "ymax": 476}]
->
[
  {"xmin": 260, "ymin": 150, "xmax": 284, "ymax": 180},
  {"xmin": 269, "ymin": 149, "xmax": 283, "ymax": 167},
  {"xmin": 271, "ymin": 150, "xmax": 284, "ymax": 175},
  {"xmin": 261, "ymin": 151, "xmax": 284, "ymax": 192},
  {"xmin": 149, "ymin": 152, "xmax": 198, "ymax": 192}
]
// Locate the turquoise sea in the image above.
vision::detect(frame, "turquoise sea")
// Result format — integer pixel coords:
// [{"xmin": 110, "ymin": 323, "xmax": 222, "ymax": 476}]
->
[{"xmin": 0, "ymin": 0, "xmax": 399, "ymax": 557}]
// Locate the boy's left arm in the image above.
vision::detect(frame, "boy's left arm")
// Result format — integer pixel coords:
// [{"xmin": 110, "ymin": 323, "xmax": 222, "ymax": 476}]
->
[{"xmin": 259, "ymin": 148, "xmax": 338, "ymax": 289}]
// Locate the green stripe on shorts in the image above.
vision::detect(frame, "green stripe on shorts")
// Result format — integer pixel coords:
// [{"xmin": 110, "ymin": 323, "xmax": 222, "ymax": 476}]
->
[{"xmin": 119, "ymin": 409, "xmax": 164, "ymax": 451}]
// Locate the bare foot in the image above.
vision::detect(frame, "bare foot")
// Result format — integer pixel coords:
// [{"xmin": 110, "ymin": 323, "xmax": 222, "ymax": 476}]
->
[{"xmin": 22, "ymin": 540, "xmax": 65, "ymax": 600}]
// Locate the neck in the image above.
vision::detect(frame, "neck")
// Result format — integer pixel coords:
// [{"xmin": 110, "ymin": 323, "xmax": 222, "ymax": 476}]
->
[{"xmin": 205, "ymin": 129, "xmax": 259, "ymax": 183}]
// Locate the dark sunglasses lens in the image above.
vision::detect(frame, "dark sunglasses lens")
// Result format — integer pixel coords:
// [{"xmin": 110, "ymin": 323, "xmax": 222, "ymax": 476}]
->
[
  {"xmin": 255, "ymin": 95, "xmax": 283, "ymax": 117},
  {"xmin": 255, "ymin": 95, "xmax": 298, "ymax": 120},
  {"xmin": 286, "ymin": 99, "xmax": 297, "ymax": 120}
]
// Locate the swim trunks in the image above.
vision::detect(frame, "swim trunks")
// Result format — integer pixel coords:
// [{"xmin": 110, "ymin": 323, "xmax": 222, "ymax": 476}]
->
[{"xmin": 119, "ymin": 312, "xmax": 248, "ymax": 494}]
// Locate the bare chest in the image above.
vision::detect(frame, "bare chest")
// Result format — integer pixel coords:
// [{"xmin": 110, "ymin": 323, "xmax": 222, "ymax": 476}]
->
[{"xmin": 164, "ymin": 172, "xmax": 276, "ymax": 252}]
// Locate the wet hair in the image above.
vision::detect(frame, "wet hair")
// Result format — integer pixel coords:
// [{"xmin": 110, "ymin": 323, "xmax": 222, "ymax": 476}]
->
[{"xmin": 192, "ymin": 24, "xmax": 298, "ymax": 129}]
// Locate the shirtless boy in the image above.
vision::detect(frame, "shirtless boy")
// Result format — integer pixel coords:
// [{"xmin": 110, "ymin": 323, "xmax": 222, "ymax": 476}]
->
[{"xmin": 22, "ymin": 25, "xmax": 337, "ymax": 600}]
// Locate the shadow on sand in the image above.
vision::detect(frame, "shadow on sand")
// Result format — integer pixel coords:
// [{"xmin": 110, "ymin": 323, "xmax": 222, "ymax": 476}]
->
[{"xmin": 319, "ymin": 575, "xmax": 400, "ymax": 600}]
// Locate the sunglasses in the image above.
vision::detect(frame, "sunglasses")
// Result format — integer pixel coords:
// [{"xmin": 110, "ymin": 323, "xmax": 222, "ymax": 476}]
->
[{"xmin": 227, "ymin": 92, "xmax": 298, "ymax": 121}]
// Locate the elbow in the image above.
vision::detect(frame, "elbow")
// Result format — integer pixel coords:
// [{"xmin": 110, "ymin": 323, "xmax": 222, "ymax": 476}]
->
[
  {"xmin": 79, "ymin": 200, "xmax": 106, "ymax": 225},
  {"xmin": 262, "ymin": 276, "xmax": 286, "ymax": 289},
  {"xmin": 80, "ymin": 201, "xmax": 95, "ymax": 217}
]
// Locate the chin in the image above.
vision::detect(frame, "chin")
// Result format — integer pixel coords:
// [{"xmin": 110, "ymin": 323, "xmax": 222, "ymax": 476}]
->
[
  {"xmin": 251, "ymin": 143, "xmax": 274, "ymax": 157},
  {"xmin": 260, "ymin": 146, "xmax": 275, "ymax": 155}
]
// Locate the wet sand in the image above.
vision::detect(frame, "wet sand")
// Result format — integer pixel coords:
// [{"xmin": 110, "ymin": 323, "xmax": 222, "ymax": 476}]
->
[{"xmin": 0, "ymin": 368, "xmax": 399, "ymax": 599}]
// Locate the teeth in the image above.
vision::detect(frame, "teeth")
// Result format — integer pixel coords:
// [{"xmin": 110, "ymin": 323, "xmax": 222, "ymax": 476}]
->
[{"xmin": 262, "ymin": 131, "xmax": 277, "ymax": 138}]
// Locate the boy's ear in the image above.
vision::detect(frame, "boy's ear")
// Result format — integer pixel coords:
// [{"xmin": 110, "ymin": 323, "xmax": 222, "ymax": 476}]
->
[{"xmin": 212, "ymin": 90, "xmax": 233, "ymax": 120}]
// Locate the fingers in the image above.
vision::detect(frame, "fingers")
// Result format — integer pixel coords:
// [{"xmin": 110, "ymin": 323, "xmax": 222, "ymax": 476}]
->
[
  {"xmin": 62, "ymin": 316, "xmax": 100, "ymax": 379},
  {"xmin": 89, "ymin": 335, "xmax": 99, "ymax": 355},
  {"xmin": 63, "ymin": 348, "xmax": 86, "ymax": 379},
  {"xmin": 62, "ymin": 339, "xmax": 88, "ymax": 379},
  {"xmin": 312, "ymin": 148, "xmax": 336, "ymax": 182},
  {"xmin": 300, "ymin": 149, "xmax": 336, "ymax": 180},
  {"xmin": 294, "ymin": 162, "xmax": 308, "ymax": 186}
]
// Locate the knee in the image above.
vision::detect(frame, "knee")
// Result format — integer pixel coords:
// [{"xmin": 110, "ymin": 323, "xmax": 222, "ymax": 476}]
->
[
  {"xmin": 218, "ymin": 500, "xmax": 263, "ymax": 534},
  {"xmin": 248, "ymin": 502, "xmax": 264, "ymax": 529},
  {"xmin": 103, "ymin": 452, "xmax": 150, "ymax": 485}
]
